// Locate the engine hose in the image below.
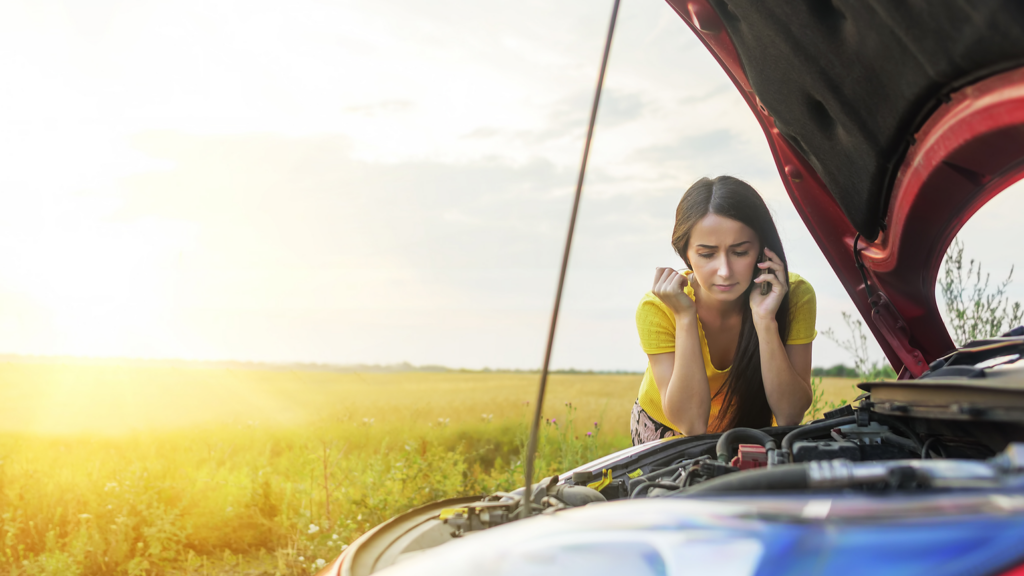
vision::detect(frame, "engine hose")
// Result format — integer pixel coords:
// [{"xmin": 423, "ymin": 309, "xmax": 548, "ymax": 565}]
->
[
  {"xmin": 683, "ymin": 460, "xmax": 941, "ymax": 496},
  {"xmin": 626, "ymin": 455, "xmax": 710, "ymax": 494},
  {"xmin": 920, "ymin": 437, "xmax": 946, "ymax": 459},
  {"xmin": 630, "ymin": 481, "xmax": 683, "ymax": 499},
  {"xmin": 716, "ymin": 427, "xmax": 778, "ymax": 462},
  {"xmin": 781, "ymin": 415, "xmax": 857, "ymax": 452},
  {"xmin": 873, "ymin": 414, "xmax": 923, "ymax": 451},
  {"xmin": 626, "ymin": 462, "xmax": 687, "ymax": 494},
  {"xmin": 683, "ymin": 465, "xmax": 809, "ymax": 495}
]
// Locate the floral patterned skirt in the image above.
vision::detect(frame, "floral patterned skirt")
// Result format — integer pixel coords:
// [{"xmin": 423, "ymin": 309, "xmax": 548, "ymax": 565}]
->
[{"xmin": 630, "ymin": 399, "xmax": 681, "ymax": 445}]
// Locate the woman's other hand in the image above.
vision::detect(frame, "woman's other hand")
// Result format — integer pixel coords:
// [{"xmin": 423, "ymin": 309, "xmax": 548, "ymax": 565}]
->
[
  {"xmin": 652, "ymin": 267, "xmax": 696, "ymax": 319},
  {"xmin": 750, "ymin": 247, "xmax": 788, "ymax": 324}
]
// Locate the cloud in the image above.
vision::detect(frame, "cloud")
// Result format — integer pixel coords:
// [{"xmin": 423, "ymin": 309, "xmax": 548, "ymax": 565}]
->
[{"xmin": 5, "ymin": 0, "xmax": 995, "ymax": 371}]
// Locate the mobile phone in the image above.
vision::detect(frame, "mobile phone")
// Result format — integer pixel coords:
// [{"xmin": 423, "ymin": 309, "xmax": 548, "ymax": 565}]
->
[{"xmin": 757, "ymin": 253, "xmax": 772, "ymax": 295}]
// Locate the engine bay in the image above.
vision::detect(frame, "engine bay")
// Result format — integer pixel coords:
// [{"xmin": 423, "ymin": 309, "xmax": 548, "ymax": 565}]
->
[
  {"xmin": 442, "ymin": 402, "xmax": 1024, "ymax": 537},
  {"xmin": 434, "ymin": 337, "xmax": 1024, "ymax": 539}
]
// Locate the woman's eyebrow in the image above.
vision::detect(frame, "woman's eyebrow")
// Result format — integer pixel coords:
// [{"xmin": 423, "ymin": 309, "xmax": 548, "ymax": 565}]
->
[{"xmin": 695, "ymin": 241, "xmax": 752, "ymax": 249}]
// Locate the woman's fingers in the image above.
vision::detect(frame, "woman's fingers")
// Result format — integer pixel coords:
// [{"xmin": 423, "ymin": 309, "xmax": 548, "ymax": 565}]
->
[
  {"xmin": 653, "ymin": 267, "xmax": 676, "ymax": 291},
  {"xmin": 652, "ymin": 268, "xmax": 680, "ymax": 295},
  {"xmin": 653, "ymin": 267, "xmax": 695, "ymax": 316},
  {"xmin": 669, "ymin": 270, "xmax": 688, "ymax": 289},
  {"xmin": 753, "ymin": 266, "xmax": 788, "ymax": 294},
  {"xmin": 758, "ymin": 249, "xmax": 785, "ymax": 272},
  {"xmin": 762, "ymin": 247, "xmax": 787, "ymax": 270},
  {"xmin": 758, "ymin": 248, "xmax": 788, "ymax": 290}
]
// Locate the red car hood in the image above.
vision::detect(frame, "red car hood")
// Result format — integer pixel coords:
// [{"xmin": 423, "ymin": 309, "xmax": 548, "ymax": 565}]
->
[{"xmin": 666, "ymin": 0, "xmax": 1024, "ymax": 376}]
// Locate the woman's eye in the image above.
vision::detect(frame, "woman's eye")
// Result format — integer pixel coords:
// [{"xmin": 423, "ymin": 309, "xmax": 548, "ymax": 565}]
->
[
  {"xmin": 733, "ymin": 251, "xmax": 749, "ymax": 257},
  {"xmin": 697, "ymin": 253, "xmax": 714, "ymax": 259}
]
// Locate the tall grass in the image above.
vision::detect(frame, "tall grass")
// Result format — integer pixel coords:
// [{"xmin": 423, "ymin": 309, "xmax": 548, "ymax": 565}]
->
[
  {"xmin": 1, "ymin": 412, "xmax": 624, "ymax": 575},
  {"xmin": 0, "ymin": 365, "xmax": 633, "ymax": 575},
  {"xmin": 0, "ymin": 362, "xmax": 858, "ymax": 575}
]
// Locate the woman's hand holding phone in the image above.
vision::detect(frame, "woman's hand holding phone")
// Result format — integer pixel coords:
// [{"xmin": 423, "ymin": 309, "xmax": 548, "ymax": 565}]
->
[
  {"xmin": 750, "ymin": 247, "xmax": 789, "ymax": 323},
  {"xmin": 652, "ymin": 267, "xmax": 696, "ymax": 319}
]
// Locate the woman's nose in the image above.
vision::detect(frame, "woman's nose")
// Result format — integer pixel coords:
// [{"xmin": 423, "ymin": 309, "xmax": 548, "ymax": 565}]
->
[{"xmin": 717, "ymin": 256, "xmax": 731, "ymax": 278}]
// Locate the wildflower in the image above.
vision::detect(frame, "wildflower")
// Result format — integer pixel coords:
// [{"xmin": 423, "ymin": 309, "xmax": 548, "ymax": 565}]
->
[
  {"xmin": 594, "ymin": 421, "xmax": 599, "ymax": 428},
  {"xmin": 332, "ymin": 534, "xmax": 338, "ymax": 540},
  {"xmin": 78, "ymin": 514, "xmax": 92, "ymax": 519},
  {"xmin": 341, "ymin": 544, "xmax": 349, "ymax": 550},
  {"xmin": 316, "ymin": 559, "xmax": 326, "ymax": 568},
  {"xmin": 586, "ymin": 432, "xmax": 592, "ymax": 437},
  {"xmin": 357, "ymin": 514, "xmax": 362, "ymax": 521},
  {"xmin": 308, "ymin": 524, "xmax": 319, "ymax": 534},
  {"xmin": 298, "ymin": 556, "xmax": 304, "ymax": 562},
  {"xmin": 551, "ymin": 418, "xmax": 557, "ymax": 425}
]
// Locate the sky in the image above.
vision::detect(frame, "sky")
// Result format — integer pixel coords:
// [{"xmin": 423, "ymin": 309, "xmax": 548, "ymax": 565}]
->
[{"xmin": 1, "ymin": 0, "xmax": 1022, "ymax": 371}]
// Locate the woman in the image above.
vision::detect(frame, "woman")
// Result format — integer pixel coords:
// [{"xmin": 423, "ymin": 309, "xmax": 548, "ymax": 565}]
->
[{"xmin": 630, "ymin": 175, "xmax": 817, "ymax": 445}]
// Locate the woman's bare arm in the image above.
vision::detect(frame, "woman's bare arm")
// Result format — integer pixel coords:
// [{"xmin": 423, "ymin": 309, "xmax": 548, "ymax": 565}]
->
[{"xmin": 649, "ymin": 268, "xmax": 712, "ymax": 435}]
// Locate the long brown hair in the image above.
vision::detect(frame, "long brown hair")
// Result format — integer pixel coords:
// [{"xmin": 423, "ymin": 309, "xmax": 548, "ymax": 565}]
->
[{"xmin": 671, "ymin": 176, "xmax": 791, "ymax": 431}]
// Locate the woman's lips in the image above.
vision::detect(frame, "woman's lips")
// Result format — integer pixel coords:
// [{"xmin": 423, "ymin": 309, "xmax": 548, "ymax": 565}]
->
[{"xmin": 713, "ymin": 283, "xmax": 739, "ymax": 291}]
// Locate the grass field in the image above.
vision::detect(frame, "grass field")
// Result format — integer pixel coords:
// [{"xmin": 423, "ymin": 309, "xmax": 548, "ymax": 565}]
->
[{"xmin": 0, "ymin": 360, "xmax": 861, "ymax": 575}]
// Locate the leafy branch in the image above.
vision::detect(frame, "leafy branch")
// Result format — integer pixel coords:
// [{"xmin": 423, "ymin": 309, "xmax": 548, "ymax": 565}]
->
[{"xmin": 940, "ymin": 237, "xmax": 1023, "ymax": 346}]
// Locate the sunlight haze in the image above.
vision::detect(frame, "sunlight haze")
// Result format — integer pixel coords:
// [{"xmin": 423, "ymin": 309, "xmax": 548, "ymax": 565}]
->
[{"xmin": 2, "ymin": 0, "xmax": 1021, "ymax": 371}]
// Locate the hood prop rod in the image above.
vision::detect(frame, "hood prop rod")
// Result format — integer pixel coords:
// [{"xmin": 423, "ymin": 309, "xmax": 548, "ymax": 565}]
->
[{"xmin": 521, "ymin": 0, "xmax": 621, "ymax": 518}]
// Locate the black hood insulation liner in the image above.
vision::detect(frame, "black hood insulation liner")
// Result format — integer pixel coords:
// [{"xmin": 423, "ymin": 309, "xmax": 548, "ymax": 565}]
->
[{"xmin": 708, "ymin": 0, "xmax": 1024, "ymax": 240}]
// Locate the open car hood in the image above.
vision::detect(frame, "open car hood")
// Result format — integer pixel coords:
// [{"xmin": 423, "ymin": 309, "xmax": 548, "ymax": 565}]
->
[{"xmin": 665, "ymin": 0, "xmax": 1024, "ymax": 375}]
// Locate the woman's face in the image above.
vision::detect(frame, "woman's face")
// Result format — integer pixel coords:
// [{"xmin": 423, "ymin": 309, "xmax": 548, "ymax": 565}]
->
[{"xmin": 685, "ymin": 213, "xmax": 760, "ymax": 303}]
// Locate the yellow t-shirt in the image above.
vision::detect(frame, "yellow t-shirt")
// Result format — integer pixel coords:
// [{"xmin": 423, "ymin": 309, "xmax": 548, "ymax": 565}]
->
[{"xmin": 635, "ymin": 272, "xmax": 817, "ymax": 434}]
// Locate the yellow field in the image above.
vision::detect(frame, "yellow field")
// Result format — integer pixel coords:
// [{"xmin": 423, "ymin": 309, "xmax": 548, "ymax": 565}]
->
[{"xmin": 0, "ymin": 360, "xmax": 860, "ymax": 575}]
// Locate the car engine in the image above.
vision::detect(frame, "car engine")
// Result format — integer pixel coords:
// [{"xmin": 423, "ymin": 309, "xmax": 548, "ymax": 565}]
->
[{"xmin": 443, "ymin": 404, "xmax": 1024, "ymax": 537}]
